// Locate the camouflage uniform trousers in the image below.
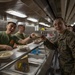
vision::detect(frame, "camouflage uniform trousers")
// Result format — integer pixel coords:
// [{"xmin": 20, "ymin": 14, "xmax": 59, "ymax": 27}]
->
[
  {"xmin": 61, "ymin": 69, "xmax": 75, "ymax": 75},
  {"xmin": 60, "ymin": 63, "xmax": 75, "ymax": 75}
]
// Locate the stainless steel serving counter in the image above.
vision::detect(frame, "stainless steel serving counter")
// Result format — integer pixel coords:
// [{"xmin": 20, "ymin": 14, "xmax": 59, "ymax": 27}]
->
[{"xmin": 0, "ymin": 42, "xmax": 55, "ymax": 75}]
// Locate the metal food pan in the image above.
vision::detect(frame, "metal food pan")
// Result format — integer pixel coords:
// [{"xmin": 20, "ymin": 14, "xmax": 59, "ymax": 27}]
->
[{"xmin": 2, "ymin": 63, "xmax": 40, "ymax": 75}]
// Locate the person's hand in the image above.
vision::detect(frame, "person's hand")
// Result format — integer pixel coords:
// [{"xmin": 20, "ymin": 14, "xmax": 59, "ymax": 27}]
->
[
  {"xmin": 13, "ymin": 43, "xmax": 18, "ymax": 49},
  {"xmin": 3, "ymin": 45, "xmax": 13, "ymax": 50},
  {"xmin": 40, "ymin": 35, "xmax": 46, "ymax": 40},
  {"xmin": 30, "ymin": 33, "xmax": 37, "ymax": 39},
  {"xmin": 34, "ymin": 38, "xmax": 43, "ymax": 44},
  {"xmin": 30, "ymin": 33, "xmax": 42, "ymax": 39}
]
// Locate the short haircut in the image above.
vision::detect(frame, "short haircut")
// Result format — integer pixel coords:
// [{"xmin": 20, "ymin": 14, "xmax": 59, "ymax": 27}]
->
[
  {"xmin": 54, "ymin": 17, "xmax": 65, "ymax": 24},
  {"xmin": 8, "ymin": 22, "xmax": 16, "ymax": 25}
]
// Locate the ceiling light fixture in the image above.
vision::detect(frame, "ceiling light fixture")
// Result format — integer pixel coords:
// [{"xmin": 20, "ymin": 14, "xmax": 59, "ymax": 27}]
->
[
  {"xmin": 6, "ymin": 10, "xmax": 27, "ymax": 18},
  {"xmin": 45, "ymin": 17, "xmax": 51, "ymax": 22},
  {"xmin": 27, "ymin": 17, "xmax": 38, "ymax": 22},
  {"xmin": 39, "ymin": 22, "xmax": 50, "ymax": 27},
  {"xmin": 71, "ymin": 22, "xmax": 75, "ymax": 26}
]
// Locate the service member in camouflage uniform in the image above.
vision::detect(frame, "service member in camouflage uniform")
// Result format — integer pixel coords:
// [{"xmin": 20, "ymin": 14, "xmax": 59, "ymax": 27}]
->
[
  {"xmin": 43, "ymin": 17, "xmax": 75, "ymax": 75},
  {"xmin": 33, "ymin": 17, "xmax": 75, "ymax": 75}
]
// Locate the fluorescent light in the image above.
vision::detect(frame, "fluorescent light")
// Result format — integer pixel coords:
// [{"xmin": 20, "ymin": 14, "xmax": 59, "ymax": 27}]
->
[
  {"xmin": 45, "ymin": 17, "xmax": 51, "ymax": 22},
  {"xmin": 71, "ymin": 22, "xmax": 75, "ymax": 26},
  {"xmin": 39, "ymin": 22, "xmax": 46, "ymax": 25},
  {"xmin": 27, "ymin": 17, "xmax": 38, "ymax": 22},
  {"xmin": 26, "ymin": 23, "xmax": 35, "ymax": 27},
  {"xmin": 71, "ymin": 24, "xmax": 74, "ymax": 26},
  {"xmin": 39, "ymin": 22, "xmax": 50, "ymax": 27},
  {"xmin": 45, "ymin": 24, "xmax": 50, "ymax": 27},
  {"xmin": 6, "ymin": 10, "xmax": 27, "ymax": 18}
]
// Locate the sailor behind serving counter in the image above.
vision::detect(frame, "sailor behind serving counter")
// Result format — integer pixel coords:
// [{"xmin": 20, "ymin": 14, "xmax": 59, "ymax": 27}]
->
[
  {"xmin": 14, "ymin": 22, "xmax": 31, "ymax": 45},
  {"xmin": 0, "ymin": 19, "xmax": 36, "ymax": 51},
  {"xmin": 14, "ymin": 22, "xmax": 27, "ymax": 40}
]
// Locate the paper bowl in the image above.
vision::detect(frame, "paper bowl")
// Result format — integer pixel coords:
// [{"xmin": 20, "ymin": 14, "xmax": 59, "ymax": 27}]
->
[{"xmin": 0, "ymin": 51, "xmax": 13, "ymax": 59}]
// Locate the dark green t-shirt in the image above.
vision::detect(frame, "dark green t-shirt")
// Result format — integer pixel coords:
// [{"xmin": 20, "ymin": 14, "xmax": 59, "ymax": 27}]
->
[
  {"xmin": 0, "ymin": 31, "xmax": 19, "ymax": 47},
  {"xmin": 15, "ymin": 32, "xmax": 27, "ymax": 39},
  {"xmin": 14, "ymin": 32, "xmax": 28, "ymax": 45}
]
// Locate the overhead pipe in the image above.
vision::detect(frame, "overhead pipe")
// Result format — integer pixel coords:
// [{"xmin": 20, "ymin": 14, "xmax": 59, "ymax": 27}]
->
[
  {"xmin": 47, "ymin": 0, "xmax": 56, "ymax": 18},
  {"xmin": 33, "ymin": 0, "xmax": 56, "ymax": 21}
]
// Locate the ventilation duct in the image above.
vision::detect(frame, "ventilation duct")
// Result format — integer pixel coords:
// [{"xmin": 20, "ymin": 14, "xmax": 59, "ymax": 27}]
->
[{"xmin": 33, "ymin": 0, "xmax": 55, "ymax": 20}]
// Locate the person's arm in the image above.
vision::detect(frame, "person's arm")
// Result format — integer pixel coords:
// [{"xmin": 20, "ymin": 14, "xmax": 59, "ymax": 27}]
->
[
  {"xmin": 0, "ymin": 44, "xmax": 13, "ymax": 50},
  {"xmin": 44, "ymin": 38, "xmax": 58, "ymax": 50},
  {"xmin": 18, "ymin": 36, "xmax": 31, "ymax": 45},
  {"xmin": 13, "ymin": 34, "xmax": 32, "ymax": 45},
  {"xmin": 18, "ymin": 33, "xmax": 36, "ymax": 45},
  {"xmin": 34, "ymin": 35, "xmax": 58, "ymax": 50}
]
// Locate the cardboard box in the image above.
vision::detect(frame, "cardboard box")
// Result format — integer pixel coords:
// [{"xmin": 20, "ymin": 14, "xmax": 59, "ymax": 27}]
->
[{"xmin": 15, "ymin": 55, "xmax": 30, "ymax": 72}]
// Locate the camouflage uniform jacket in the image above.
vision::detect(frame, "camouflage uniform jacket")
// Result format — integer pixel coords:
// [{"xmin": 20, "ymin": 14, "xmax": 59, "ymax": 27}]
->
[{"xmin": 44, "ymin": 29, "xmax": 75, "ymax": 74}]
